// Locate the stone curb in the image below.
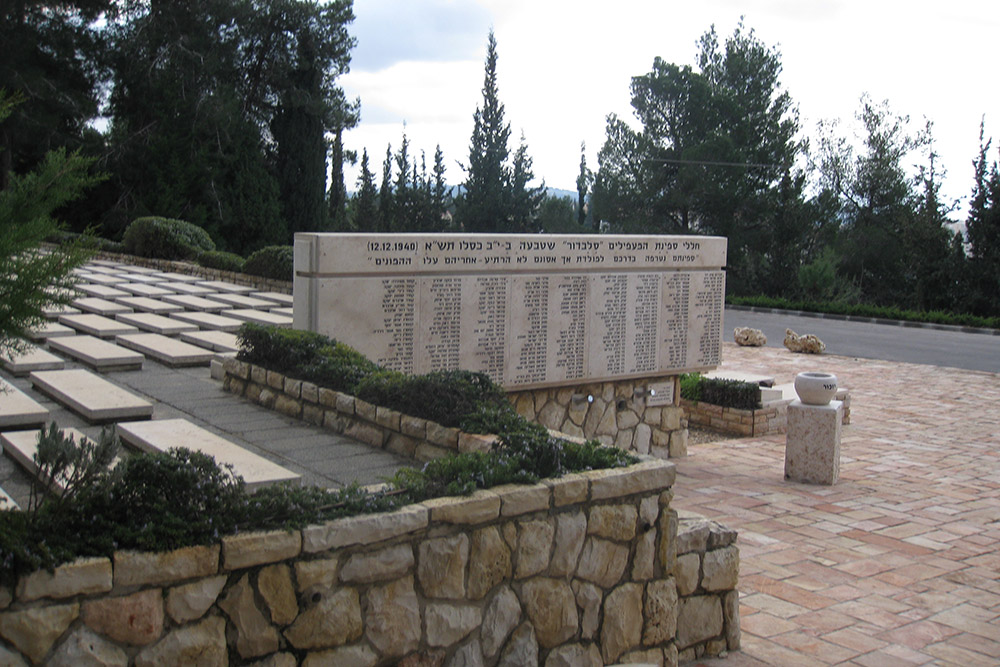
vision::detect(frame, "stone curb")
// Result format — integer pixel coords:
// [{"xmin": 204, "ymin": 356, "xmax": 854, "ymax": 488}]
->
[{"xmin": 727, "ymin": 304, "xmax": 1000, "ymax": 336}]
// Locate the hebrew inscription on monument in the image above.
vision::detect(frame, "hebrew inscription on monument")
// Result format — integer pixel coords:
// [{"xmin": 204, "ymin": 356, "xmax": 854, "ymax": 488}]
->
[{"xmin": 293, "ymin": 233, "xmax": 727, "ymax": 390}]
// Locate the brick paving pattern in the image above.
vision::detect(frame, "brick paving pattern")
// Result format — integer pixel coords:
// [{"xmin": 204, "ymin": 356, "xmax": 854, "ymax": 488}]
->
[{"xmin": 683, "ymin": 343, "xmax": 1000, "ymax": 666}]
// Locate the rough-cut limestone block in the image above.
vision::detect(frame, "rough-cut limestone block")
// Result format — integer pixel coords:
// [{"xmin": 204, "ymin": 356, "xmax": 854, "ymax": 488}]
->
[
  {"xmin": 733, "ymin": 326, "xmax": 766, "ymax": 346},
  {"xmin": 365, "ymin": 576, "xmax": 421, "ymax": 657},
  {"xmin": 0, "ymin": 602, "xmax": 79, "ymax": 663},
  {"xmin": 218, "ymin": 574, "xmax": 279, "ymax": 659},
  {"xmin": 632, "ymin": 529, "xmax": 657, "ymax": 581},
  {"xmin": 449, "ymin": 640, "xmax": 485, "ymax": 667},
  {"xmin": 165, "ymin": 575, "xmax": 227, "ymax": 624},
  {"xmin": 425, "ymin": 603, "xmax": 482, "ymax": 647},
  {"xmin": 222, "ymin": 529, "xmax": 301, "ymax": 570},
  {"xmin": 643, "ymin": 579, "xmax": 679, "ymax": 645},
  {"xmin": 702, "ymin": 545, "xmax": 739, "ymax": 591},
  {"xmin": 134, "ymin": 615, "xmax": 227, "ymax": 667},
  {"xmin": 16, "ymin": 557, "xmax": 111, "ymax": 602},
  {"xmin": 588, "ymin": 504, "xmax": 638, "ymax": 541},
  {"xmin": 601, "ymin": 583, "xmax": 643, "ymax": 663},
  {"xmin": 785, "ymin": 400, "xmax": 843, "ymax": 485},
  {"xmin": 302, "ymin": 503, "xmax": 429, "ymax": 553},
  {"xmin": 676, "ymin": 519, "xmax": 710, "ymax": 555},
  {"xmin": 423, "ymin": 489, "xmax": 500, "ymax": 524},
  {"xmin": 573, "ymin": 580, "xmax": 602, "ymax": 640},
  {"xmin": 284, "ymin": 587, "xmax": 362, "ymax": 650},
  {"xmin": 247, "ymin": 653, "xmax": 297, "ymax": 667},
  {"xmin": 675, "ymin": 595, "xmax": 723, "ymax": 650},
  {"xmin": 544, "ymin": 473, "xmax": 589, "ymax": 507},
  {"xmin": 674, "ymin": 553, "xmax": 701, "ymax": 596},
  {"xmin": 497, "ymin": 621, "xmax": 538, "ymax": 667},
  {"xmin": 658, "ymin": 509, "xmax": 678, "ymax": 574},
  {"xmin": 520, "ymin": 578, "xmax": 578, "ymax": 648},
  {"xmin": 537, "ymin": 400, "xmax": 564, "ymax": 431},
  {"xmin": 588, "ymin": 459, "xmax": 676, "ymax": 500},
  {"xmin": 668, "ymin": 429, "xmax": 688, "ymax": 458},
  {"xmin": 481, "ymin": 586, "xmax": 521, "ymax": 658},
  {"xmin": 575, "ymin": 537, "xmax": 629, "ymax": 588},
  {"xmin": 258, "ymin": 564, "xmax": 298, "ymax": 626},
  {"xmin": 113, "ymin": 545, "xmax": 219, "ymax": 588},
  {"xmin": 301, "ymin": 645, "xmax": 378, "ymax": 667},
  {"xmin": 467, "ymin": 526, "xmax": 511, "ymax": 600},
  {"xmin": 48, "ymin": 626, "xmax": 127, "ymax": 667},
  {"xmin": 549, "ymin": 510, "xmax": 586, "ymax": 577},
  {"xmin": 82, "ymin": 588, "xmax": 163, "ymax": 646},
  {"xmin": 618, "ymin": 647, "xmax": 665, "ymax": 666},
  {"xmin": 546, "ymin": 643, "xmax": 603, "ymax": 667},
  {"xmin": 617, "ymin": 408, "xmax": 640, "ymax": 431},
  {"xmin": 633, "ymin": 423, "xmax": 652, "ymax": 455},
  {"xmin": 515, "ymin": 518, "xmax": 555, "ymax": 579},
  {"xmin": 375, "ymin": 406, "xmax": 401, "ymax": 431},
  {"xmin": 426, "ymin": 421, "xmax": 460, "ymax": 448},
  {"xmin": 724, "ymin": 589, "xmax": 741, "ymax": 650},
  {"xmin": 417, "ymin": 534, "xmax": 468, "ymax": 599},
  {"xmin": 458, "ymin": 431, "xmax": 497, "ymax": 454},
  {"xmin": 339, "ymin": 543, "xmax": 414, "ymax": 584},
  {"xmin": 782, "ymin": 328, "xmax": 825, "ymax": 354},
  {"xmin": 294, "ymin": 558, "xmax": 338, "ymax": 592}
]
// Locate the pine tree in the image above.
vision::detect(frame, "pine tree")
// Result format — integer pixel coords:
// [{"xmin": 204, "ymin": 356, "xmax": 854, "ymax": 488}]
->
[
  {"xmin": 378, "ymin": 145, "xmax": 393, "ymax": 232},
  {"xmin": 328, "ymin": 127, "xmax": 348, "ymax": 230},
  {"xmin": 966, "ymin": 121, "xmax": 1000, "ymax": 315},
  {"xmin": 509, "ymin": 133, "xmax": 546, "ymax": 232},
  {"xmin": 431, "ymin": 145, "xmax": 452, "ymax": 230},
  {"xmin": 351, "ymin": 149, "xmax": 378, "ymax": 231}
]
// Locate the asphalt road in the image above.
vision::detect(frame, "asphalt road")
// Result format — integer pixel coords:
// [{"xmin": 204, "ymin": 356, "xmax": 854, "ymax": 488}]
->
[{"xmin": 725, "ymin": 307, "xmax": 1000, "ymax": 373}]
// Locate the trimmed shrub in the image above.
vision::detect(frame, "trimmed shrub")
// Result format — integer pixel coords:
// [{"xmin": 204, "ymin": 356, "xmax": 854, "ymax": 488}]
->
[
  {"xmin": 682, "ymin": 374, "xmax": 758, "ymax": 410},
  {"xmin": 121, "ymin": 216, "xmax": 215, "ymax": 260},
  {"xmin": 243, "ymin": 245, "xmax": 293, "ymax": 281},
  {"xmin": 679, "ymin": 373, "xmax": 703, "ymax": 402},
  {"xmin": 355, "ymin": 369, "xmax": 509, "ymax": 428},
  {"xmin": 197, "ymin": 250, "xmax": 245, "ymax": 273}
]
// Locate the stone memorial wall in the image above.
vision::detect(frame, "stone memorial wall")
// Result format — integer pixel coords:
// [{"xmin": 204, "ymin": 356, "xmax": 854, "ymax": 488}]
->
[{"xmin": 293, "ymin": 234, "xmax": 727, "ymax": 391}]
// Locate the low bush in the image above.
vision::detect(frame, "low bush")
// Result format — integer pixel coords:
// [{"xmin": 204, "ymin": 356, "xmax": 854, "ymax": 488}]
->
[
  {"xmin": 680, "ymin": 373, "xmax": 759, "ymax": 410},
  {"xmin": 243, "ymin": 245, "xmax": 293, "ymax": 281},
  {"xmin": 121, "ymin": 217, "xmax": 215, "ymax": 260},
  {"xmin": 197, "ymin": 250, "xmax": 245, "ymax": 273},
  {"xmin": 355, "ymin": 369, "xmax": 509, "ymax": 428}
]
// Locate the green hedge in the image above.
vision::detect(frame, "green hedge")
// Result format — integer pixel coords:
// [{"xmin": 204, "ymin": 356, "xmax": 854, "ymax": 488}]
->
[
  {"xmin": 680, "ymin": 373, "xmax": 759, "ymax": 410},
  {"xmin": 121, "ymin": 217, "xmax": 215, "ymax": 261},
  {"xmin": 197, "ymin": 250, "xmax": 245, "ymax": 273},
  {"xmin": 243, "ymin": 245, "xmax": 293, "ymax": 281}
]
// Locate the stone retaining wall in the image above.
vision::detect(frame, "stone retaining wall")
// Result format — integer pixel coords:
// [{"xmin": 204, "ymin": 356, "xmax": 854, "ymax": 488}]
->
[
  {"xmin": 681, "ymin": 398, "xmax": 786, "ymax": 437},
  {"xmin": 0, "ymin": 459, "xmax": 740, "ymax": 666},
  {"xmin": 510, "ymin": 378, "xmax": 689, "ymax": 459}
]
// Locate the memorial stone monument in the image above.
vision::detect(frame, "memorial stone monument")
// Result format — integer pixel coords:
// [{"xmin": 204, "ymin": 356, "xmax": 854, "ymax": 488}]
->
[{"xmin": 293, "ymin": 233, "xmax": 728, "ymax": 455}]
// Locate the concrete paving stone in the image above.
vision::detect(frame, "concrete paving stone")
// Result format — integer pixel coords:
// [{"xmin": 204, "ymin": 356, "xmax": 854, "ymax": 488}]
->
[
  {"xmin": 116, "ymin": 418, "xmax": 300, "ymax": 489},
  {"xmin": 204, "ymin": 293, "xmax": 274, "ymax": 309},
  {"xmin": 115, "ymin": 312, "xmax": 198, "ymax": 335},
  {"xmin": 29, "ymin": 368, "xmax": 153, "ymax": 423},
  {"xmin": 179, "ymin": 330, "xmax": 240, "ymax": 353},
  {"xmin": 48, "ymin": 335, "xmax": 145, "ymax": 372},
  {"xmin": 161, "ymin": 294, "xmax": 228, "ymax": 312},
  {"xmin": 1, "ymin": 344, "xmax": 66, "ymax": 376},
  {"xmin": 59, "ymin": 313, "xmax": 140, "ymax": 339},
  {"xmin": 168, "ymin": 311, "xmax": 244, "ymax": 332},
  {"xmin": 114, "ymin": 296, "xmax": 184, "ymax": 314},
  {"xmin": 196, "ymin": 280, "xmax": 254, "ymax": 294},
  {"xmin": 222, "ymin": 309, "xmax": 293, "ymax": 328},
  {"xmin": 41, "ymin": 303, "xmax": 80, "ymax": 319},
  {"xmin": 26, "ymin": 320, "xmax": 76, "ymax": 341},
  {"xmin": 251, "ymin": 292, "xmax": 293, "ymax": 306},
  {"xmin": 116, "ymin": 333, "xmax": 215, "ymax": 367},
  {"xmin": 166, "ymin": 282, "xmax": 215, "ymax": 295},
  {"xmin": 0, "ymin": 377, "xmax": 49, "ymax": 429},
  {"xmin": 71, "ymin": 296, "xmax": 133, "ymax": 316},
  {"xmin": 115, "ymin": 282, "xmax": 176, "ymax": 297},
  {"xmin": 76, "ymin": 283, "xmax": 131, "ymax": 299}
]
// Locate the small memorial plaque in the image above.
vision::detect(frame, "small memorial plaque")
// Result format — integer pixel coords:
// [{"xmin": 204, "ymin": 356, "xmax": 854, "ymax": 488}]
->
[{"xmin": 646, "ymin": 381, "xmax": 676, "ymax": 407}]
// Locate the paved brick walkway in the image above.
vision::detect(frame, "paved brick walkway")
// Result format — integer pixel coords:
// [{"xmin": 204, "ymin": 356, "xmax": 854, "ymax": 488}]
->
[{"xmin": 680, "ymin": 343, "xmax": 1000, "ymax": 666}]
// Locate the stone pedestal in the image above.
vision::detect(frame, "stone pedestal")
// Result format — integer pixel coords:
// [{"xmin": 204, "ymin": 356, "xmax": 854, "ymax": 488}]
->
[{"xmin": 784, "ymin": 400, "xmax": 843, "ymax": 485}]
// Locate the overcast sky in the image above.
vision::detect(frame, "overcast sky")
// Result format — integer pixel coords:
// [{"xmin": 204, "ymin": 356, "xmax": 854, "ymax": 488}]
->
[{"xmin": 340, "ymin": 0, "xmax": 998, "ymax": 215}]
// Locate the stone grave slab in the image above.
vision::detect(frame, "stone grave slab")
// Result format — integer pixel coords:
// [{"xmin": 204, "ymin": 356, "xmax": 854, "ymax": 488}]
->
[
  {"xmin": 196, "ymin": 280, "xmax": 254, "ymax": 294},
  {"xmin": 0, "ymin": 427, "xmax": 113, "ymax": 491},
  {"xmin": 0, "ymin": 486, "xmax": 16, "ymax": 510},
  {"xmin": 72, "ymin": 297, "xmax": 133, "ymax": 316},
  {"xmin": 168, "ymin": 282, "xmax": 215, "ymax": 295},
  {"xmin": 26, "ymin": 321, "xmax": 76, "ymax": 341},
  {"xmin": 204, "ymin": 293, "xmax": 274, "ymax": 309},
  {"xmin": 29, "ymin": 369, "xmax": 153, "ymax": 423},
  {"xmin": 115, "ymin": 296, "xmax": 183, "ymax": 314},
  {"xmin": 77, "ymin": 284, "xmax": 130, "ymax": 300},
  {"xmin": 41, "ymin": 303, "xmax": 80, "ymax": 319},
  {"xmin": 1, "ymin": 344, "xmax": 66, "ymax": 376},
  {"xmin": 48, "ymin": 335, "xmax": 145, "ymax": 372},
  {"xmin": 169, "ymin": 311, "xmax": 244, "ymax": 332},
  {"xmin": 150, "ymin": 271, "xmax": 201, "ymax": 283},
  {"xmin": 0, "ymin": 378, "xmax": 49, "ymax": 429},
  {"xmin": 161, "ymin": 294, "xmax": 227, "ymax": 312},
  {"xmin": 179, "ymin": 330, "xmax": 240, "ymax": 353},
  {"xmin": 116, "ymin": 283, "xmax": 176, "ymax": 298},
  {"xmin": 251, "ymin": 292, "xmax": 294, "ymax": 306},
  {"xmin": 116, "ymin": 273, "xmax": 163, "ymax": 284},
  {"xmin": 59, "ymin": 313, "xmax": 139, "ymax": 339},
  {"xmin": 117, "ymin": 265, "xmax": 157, "ymax": 274},
  {"xmin": 117, "ymin": 419, "xmax": 300, "ymax": 490},
  {"xmin": 115, "ymin": 312, "xmax": 198, "ymax": 335},
  {"xmin": 223, "ymin": 309, "xmax": 293, "ymax": 328},
  {"xmin": 84, "ymin": 273, "xmax": 126, "ymax": 285},
  {"xmin": 116, "ymin": 333, "xmax": 214, "ymax": 367},
  {"xmin": 270, "ymin": 307, "xmax": 293, "ymax": 317}
]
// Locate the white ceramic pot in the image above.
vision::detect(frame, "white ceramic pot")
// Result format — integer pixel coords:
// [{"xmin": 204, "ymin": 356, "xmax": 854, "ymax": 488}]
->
[{"xmin": 794, "ymin": 371, "xmax": 838, "ymax": 405}]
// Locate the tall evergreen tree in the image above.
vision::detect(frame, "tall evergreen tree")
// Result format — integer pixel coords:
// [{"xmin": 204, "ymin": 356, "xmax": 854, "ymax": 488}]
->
[
  {"xmin": 508, "ymin": 133, "xmax": 546, "ymax": 232},
  {"xmin": 576, "ymin": 142, "xmax": 593, "ymax": 230},
  {"xmin": 327, "ymin": 127, "xmax": 349, "ymax": 230},
  {"xmin": 965, "ymin": 122, "xmax": 1000, "ymax": 315},
  {"xmin": 351, "ymin": 148, "xmax": 378, "ymax": 231},
  {"xmin": 431, "ymin": 145, "xmax": 451, "ymax": 229},
  {"xmin": 378, "ymin": 145, "xmax": 393, "ymax": 232}
]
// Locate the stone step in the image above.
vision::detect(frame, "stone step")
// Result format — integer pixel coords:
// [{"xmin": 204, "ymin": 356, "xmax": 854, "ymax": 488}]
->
[
  {"xmin": 29, "ymin": 369, "xmax": 154, "ymax": 423},
  {"xmin": 71, "ymin": 297, "xmax": 133, "ymax": 317},
  {"xmin": 1, "ymin": 344, "xmax": 66, "ymax": 376},
  {"xmin": 115, "ymin": 333, "xmax": 215, "ymax": 367},
  {"xmin": 0, "ymin": 378, "xmax": 49, "ymax": 429},
  {"xmin": 251, "ymin": 292, "xmax": 294, "ymax": 306},
  {"xmin": 169, "ymin": 311, "xmax": 244, "ymax": 332},
  {"xmin": 179, "ymin": 330, "xmax": 240, "ymax": 353},
  {"xmin": 114, "ymin": 296, "xmax": 184, "ymax": 315},
  {"xmin": 115, "ymin": 312, "xmax": 198, "ymax": 336},
  {"xmin": 58, "ymin": 313, "xmax": 140, "ymax": 339},
  {"xmin": 116, "ymin": 283, "xmax": 177, "ymax": 298},
  {"xmin": 0, "ymin": 427, "xmax": 116, "ymax": 492},
  {"xmin": 116, "ymin": 418, "xmax": 300, "ymax": 490},
  {"xmin": 223, "ymin": 309, "xmax": 293, "ymax": 328},
  {"xmin": 76, "ymin": 284, "xmax": 130, "ymax": 300},
  {"xmin": 0, "ymin": 485, "xmax": 17, "ymax": 510},
  {"xmin": 161, "ymin": 294, "xmax": 228, "ymax": 312},
  {"xmin": 204, "ymin": 293, "xmax": 274, "ymax": 310},
  {"xmin": 48, "ymin": 335, "xmax": 145, "ymax": 372},
  {"xmin": 196, "ymin": 280, "xmax": 254, "ymax": 294},
  {"xmin": 26, "ymin": 321, "xmax": 76, "ymax": 341}
]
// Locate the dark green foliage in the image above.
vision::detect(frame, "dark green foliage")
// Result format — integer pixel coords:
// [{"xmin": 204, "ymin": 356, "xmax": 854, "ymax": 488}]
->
[
  {"xmin": 679, "ymin": 373, "xmax": 703, "ymax": 402},
  {"xmin": 29, "ymin": 423, "xmax": 119, "ymax": 514},
  {"xmin": 242, "ymin": 245, "xmax": 294, "ymax": 282},
  {"xmin": 197, "ymin": 250, "xmax": 245, "ymax": 273},
  {"xmin": 680, "ymin": 374, "xmax": 759, "ymax": 410},
  {"xmin": 121, "ymin": 217, "xmax": 216, "ymax": 261},
  {"xmin": 355, "ymin": 369, "xmax": 509, "ymax": 428}
]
